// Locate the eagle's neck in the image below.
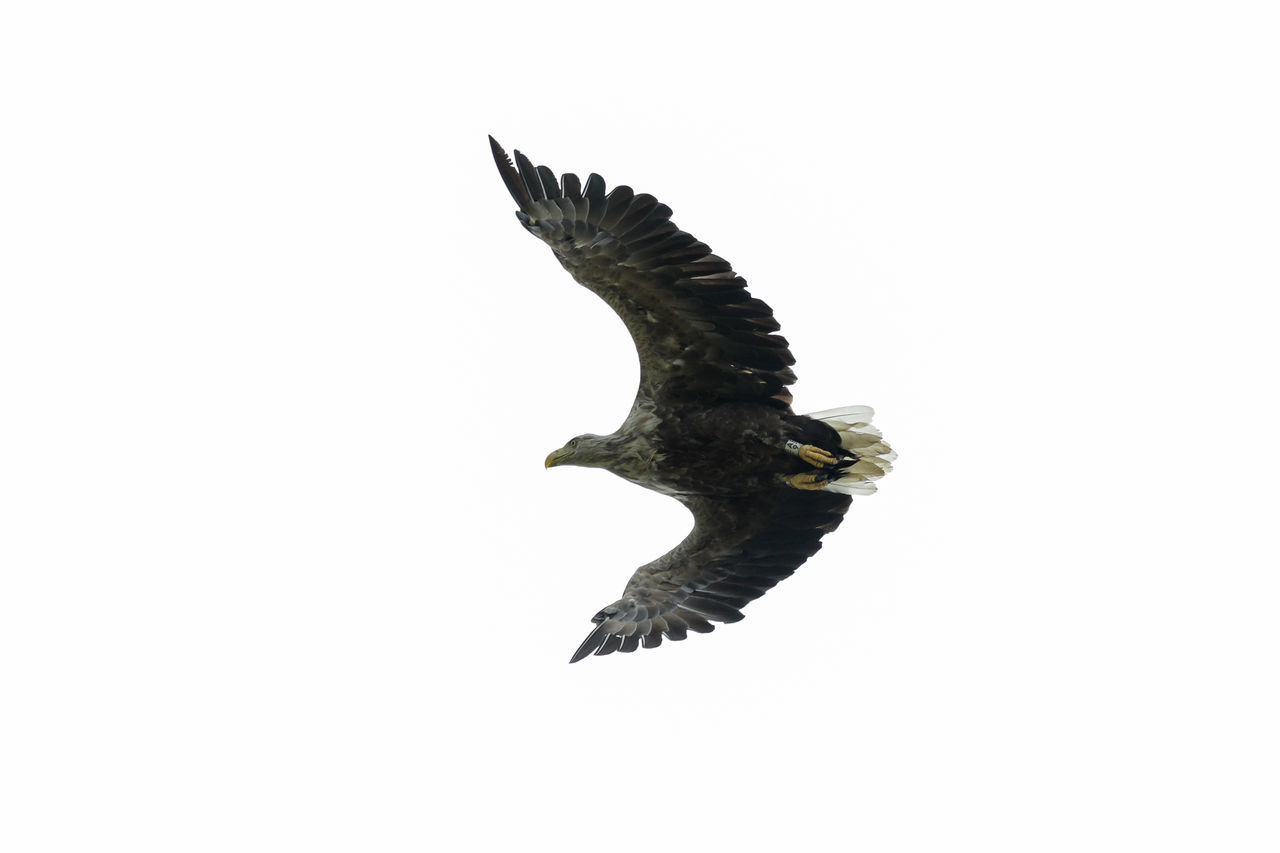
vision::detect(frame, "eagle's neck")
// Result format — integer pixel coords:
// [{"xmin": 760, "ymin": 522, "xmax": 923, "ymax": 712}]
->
[{"xmin": 574, "ymin": 430, "xmax": 641, "ymax": 467}]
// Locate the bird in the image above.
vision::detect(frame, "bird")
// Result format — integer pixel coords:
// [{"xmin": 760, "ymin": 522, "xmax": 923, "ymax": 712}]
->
[{"xmin": 490, "ymin": 137, "xmax": 895, "ymax": 662}]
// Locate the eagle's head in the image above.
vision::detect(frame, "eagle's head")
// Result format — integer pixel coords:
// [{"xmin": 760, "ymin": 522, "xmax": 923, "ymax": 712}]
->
[{"xmin": 545, "ymin": 434, "xmax": 612, "ymax": 469}]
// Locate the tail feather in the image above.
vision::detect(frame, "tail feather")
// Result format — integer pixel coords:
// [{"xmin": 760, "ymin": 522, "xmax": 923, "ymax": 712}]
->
[
  {"xmin": 805, "ymin": 405, "xmax": 896, "ymax": 496},
  {"xmin": 807, "ymin": 404, "xmax": 875, "ymax": 422}
]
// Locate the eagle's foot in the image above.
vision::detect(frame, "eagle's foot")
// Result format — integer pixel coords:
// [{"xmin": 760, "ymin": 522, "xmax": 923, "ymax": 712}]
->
[
  {"xmin": 785, "ymin": 440, "xmax": 838, "ymax": 468},
  {"xmin": 800, "ymin": 445, "xmax": 838, "ymax": 467},
  {"xmin": 782, "ymin": 471, "xmax": 829, "ymax": 491}
]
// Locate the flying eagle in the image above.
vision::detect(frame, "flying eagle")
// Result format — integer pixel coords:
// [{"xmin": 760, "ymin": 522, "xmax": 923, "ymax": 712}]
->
[{"xmin": 490, "ymin": 137, "xmax": 895, "ymax": 662}]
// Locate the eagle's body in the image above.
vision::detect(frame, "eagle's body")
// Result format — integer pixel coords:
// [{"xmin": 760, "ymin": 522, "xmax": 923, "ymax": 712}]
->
[
  {"xmin": 579, "ymin": 402, "xmax": 828, "ymax": 497},
  {"xmin": 490, "ymin": 138, "xmax": 895, "ymax": 662}
]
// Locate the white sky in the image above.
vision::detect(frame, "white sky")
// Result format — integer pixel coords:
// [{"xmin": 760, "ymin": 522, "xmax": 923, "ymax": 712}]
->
[{"xmin": 3, "ymin": 1, "xmax": 1277, "ymax": 850}]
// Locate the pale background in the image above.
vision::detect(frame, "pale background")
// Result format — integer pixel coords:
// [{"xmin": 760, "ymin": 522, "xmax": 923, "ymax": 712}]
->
[{"xmin": 2, "ymin": 1, "xmax": 1277, "ymax": 850}]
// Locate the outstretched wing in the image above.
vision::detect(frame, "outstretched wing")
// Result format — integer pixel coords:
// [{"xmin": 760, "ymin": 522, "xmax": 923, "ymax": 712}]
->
[
  {"xmin": 569, "ymin": 490, "xmax": 852, "ymax": 662},
  {"xmin": 490, "ymin": 136, "xmax": 797, "ymax": 410}
]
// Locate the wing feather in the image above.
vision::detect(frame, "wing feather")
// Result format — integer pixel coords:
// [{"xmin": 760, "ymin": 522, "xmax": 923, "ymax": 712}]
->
[
  {"xmin": 599, "ymin": 186, "xmax": 635, "ymax": 231},
  {"xmin": 566, "ymin": 491, "xmax": 851, "ymax": 662},
  {"xmin": 561, "ymin": 172, "xmax": 582, "ymax": 201},
  {"xmin": 536, "ymin": 165, "xmax": 561, "ymax": 200},
  {"xmin": 490, "ymin": 137, "xmax": 797, "ymax": 409},
  {"xmin": 513, "ymin": 149, "xmax": 546, "ymax": 202}
]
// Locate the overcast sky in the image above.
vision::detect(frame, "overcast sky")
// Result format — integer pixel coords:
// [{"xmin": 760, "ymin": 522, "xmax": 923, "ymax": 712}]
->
[{"xmin": 3, "ymin": 1, "xmax": 1277, "ymax": 850}]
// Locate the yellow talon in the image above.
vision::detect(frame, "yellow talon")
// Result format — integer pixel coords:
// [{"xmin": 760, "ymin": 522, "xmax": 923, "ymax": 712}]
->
[
  {"xmin": 798, "ymin": 445, "xmax": 838, "ymax": 467},
  {"xmin": 784, "ymin": 471, "xmax": 828, "ymax": 491}
]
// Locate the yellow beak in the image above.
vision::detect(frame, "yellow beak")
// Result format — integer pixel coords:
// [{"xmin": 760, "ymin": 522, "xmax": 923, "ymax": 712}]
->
[{"xmin": 545, "ymin": 448, "xmax": 569, "ymax": 468}]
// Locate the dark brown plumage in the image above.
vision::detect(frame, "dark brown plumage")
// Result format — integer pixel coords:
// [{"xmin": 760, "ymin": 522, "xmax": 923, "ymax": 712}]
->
[{"xmin": 489, "ymin": 137, "xmax": 894, "ymax": 662}]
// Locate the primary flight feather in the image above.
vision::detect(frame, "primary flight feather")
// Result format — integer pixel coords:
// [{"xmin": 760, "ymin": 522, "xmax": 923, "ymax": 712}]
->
[{"xmin": 489, "ymin": 137, "xmax": 895, "ymax": 662}]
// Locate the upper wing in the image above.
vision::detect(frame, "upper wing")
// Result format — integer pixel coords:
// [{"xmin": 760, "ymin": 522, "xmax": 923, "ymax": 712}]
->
[
  {"xmin": 490, "ymin": 137, "xmax": 797, "ymax": 410},
  {"xmin": 568, "ymin": 490, "xmax": 852, "ymax": 662}
]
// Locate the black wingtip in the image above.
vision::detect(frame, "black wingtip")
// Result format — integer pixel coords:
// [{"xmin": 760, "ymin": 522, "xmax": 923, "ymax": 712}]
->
[
  {"xmin": 489, "ymin": 135, "xmax": 534, "ymax": 212},
  {"xmin": 569, "ymin": 624, "xmax": 611, "ymax": 664},
  {"xmin": 512, "ymin": 149, "xmax": 546, "ymax": 203}
]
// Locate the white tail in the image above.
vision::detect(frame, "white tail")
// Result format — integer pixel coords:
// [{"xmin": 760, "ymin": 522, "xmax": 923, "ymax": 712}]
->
[{"xmin": 805, "ymin": 405, "xmax": 896, "ymax": 496}]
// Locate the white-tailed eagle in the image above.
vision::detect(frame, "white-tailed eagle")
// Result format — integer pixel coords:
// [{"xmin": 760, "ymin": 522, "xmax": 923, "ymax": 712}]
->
[{"xmin": 490, "ymin": 137, "xmax": 895, "ymax": 662}]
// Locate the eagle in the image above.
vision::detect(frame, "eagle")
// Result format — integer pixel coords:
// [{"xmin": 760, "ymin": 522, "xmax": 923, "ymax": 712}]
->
[{"xmin": 490, "ymin": 137, "xmax": 895, "ymax": 662}]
